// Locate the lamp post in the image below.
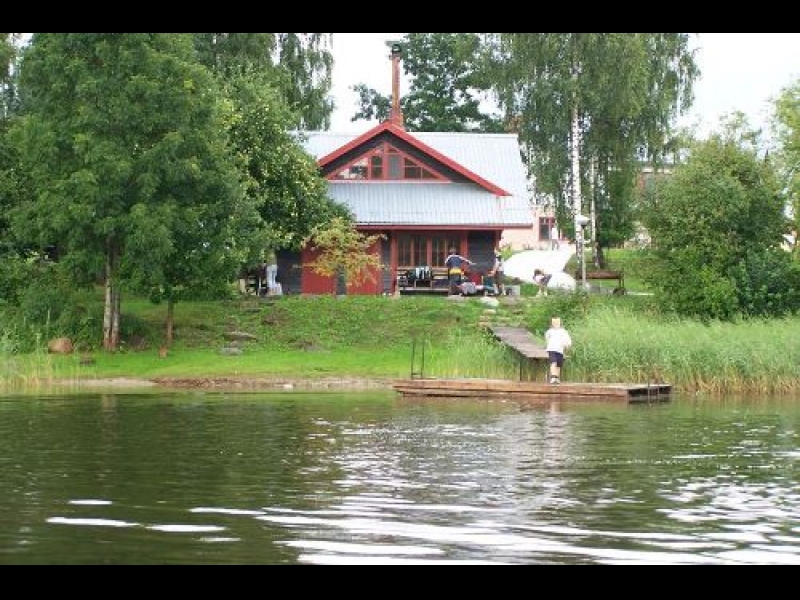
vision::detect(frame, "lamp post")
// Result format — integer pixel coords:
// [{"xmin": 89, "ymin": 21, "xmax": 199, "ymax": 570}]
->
[{"xmin": 575, "ymin": 214, "xmax": 590, "ymax": 291}]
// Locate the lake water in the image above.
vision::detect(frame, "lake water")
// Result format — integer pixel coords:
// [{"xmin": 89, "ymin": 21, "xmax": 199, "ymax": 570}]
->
[{"xmin": 0, "ymin": 391, "xmax": 798, "ymax": 565}]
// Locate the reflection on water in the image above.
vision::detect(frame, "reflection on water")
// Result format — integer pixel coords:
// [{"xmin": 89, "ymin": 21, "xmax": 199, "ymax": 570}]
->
[{"xmin": 0, "ymin": 393, "xmax": 798, "ymax": 564}]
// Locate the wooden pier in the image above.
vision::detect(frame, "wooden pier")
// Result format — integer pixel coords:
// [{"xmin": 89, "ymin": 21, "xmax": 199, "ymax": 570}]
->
[
  {"xmin": 397, "ymin": 326, "xmax": 672, "ymax": 405},
  {"xmin": 490, "ymin": 326, "xmax": 550, "ymax": 361},
  {"xmin": 394, "ymin": 378, "xmax": 673, "ymax": 405}
]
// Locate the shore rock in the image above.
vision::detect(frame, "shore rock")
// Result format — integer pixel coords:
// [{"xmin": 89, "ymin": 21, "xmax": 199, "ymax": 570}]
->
[
  {"xmin": 224, "ymin": 332, "xmax": 258, "ymax": 343},
  {"xmin": 48, "ymin": 338, "xmax": 74, "ymax": 355}
]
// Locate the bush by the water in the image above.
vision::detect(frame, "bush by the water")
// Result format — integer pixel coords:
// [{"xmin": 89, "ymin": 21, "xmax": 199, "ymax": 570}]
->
[{"xmin": 640, "ymin": 132, "xmax": 792, "ymax": 321}]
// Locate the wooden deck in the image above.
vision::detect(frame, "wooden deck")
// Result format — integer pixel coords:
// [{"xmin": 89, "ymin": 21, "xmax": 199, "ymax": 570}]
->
[
  {"xmin": 490, "ymin": 326, "xmax": 549, "ymax": 360},
  {"xmin": 394, "ymin": 378, "xmax": 673, "ymax": 405}
]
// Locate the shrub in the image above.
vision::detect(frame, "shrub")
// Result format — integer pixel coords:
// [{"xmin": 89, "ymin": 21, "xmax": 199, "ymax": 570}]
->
[
  {"xmin": 641, "ymin": 131, "xmax": 786, "ymax": 320},
  {"xmin": 732, "ymin": 248, "xmax": 800, "ymax": 318},
  {"xmin": 0, "ymin": 254, "xmax": 42, "ymax": 304}
]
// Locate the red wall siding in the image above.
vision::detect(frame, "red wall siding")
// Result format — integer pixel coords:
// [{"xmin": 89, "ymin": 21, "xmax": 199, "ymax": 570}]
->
[
  {"xmin": 301, "ymin": 247, "xmax": 336, "ymax": 295},
  {"xmin": 301, "ymin": 240, "xmax": 383, "ymax": 296},
  {"xmin": 348, "ymin": 239, "xmax": 383, "ymax": 296}
]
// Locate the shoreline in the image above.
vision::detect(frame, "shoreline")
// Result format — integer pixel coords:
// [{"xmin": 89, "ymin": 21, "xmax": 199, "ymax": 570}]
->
[{"xmin": 43, "ymin": 376, "xmax": 399, "ymax": 393}]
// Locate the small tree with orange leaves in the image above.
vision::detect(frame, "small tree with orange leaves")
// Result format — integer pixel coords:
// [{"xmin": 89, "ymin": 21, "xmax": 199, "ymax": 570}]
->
[{"xmin": 306, "ymin": 217, "xmax": 386, "ymax": 292}]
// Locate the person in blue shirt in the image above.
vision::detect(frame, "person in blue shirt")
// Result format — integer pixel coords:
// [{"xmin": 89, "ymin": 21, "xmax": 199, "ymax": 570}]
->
[{"xmin": 445, "ymin": 249, "xmax": 474, "ymax": 296}]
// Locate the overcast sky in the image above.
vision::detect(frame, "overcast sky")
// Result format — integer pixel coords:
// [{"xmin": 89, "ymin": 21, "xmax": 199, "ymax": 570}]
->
[{"xmin": 329, "ymin": 33, "xmax": 800, "ymax": 137}]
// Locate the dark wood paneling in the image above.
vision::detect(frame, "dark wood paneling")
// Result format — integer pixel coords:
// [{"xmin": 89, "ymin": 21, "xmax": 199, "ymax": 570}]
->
[
  {"xmin": 276, "ymin": 250, "xmax": 302, "ymax": 296},
  {"xmin": 381, "ymin": 236, "xmax": 393, "ymax": 294},
  {"xmin": 468, "ymin": 232, "xmax": 497, "ymax": 275}
]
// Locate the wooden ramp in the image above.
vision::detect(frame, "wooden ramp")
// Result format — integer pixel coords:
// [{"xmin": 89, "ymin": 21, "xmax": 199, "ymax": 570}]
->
[
  {"xmin": 394, "ymin": 378, "xmax": 672, "ymax": 405},
  {"xmin": 490, "ymin": 326, "xmax": 549, "ymax": 361}
]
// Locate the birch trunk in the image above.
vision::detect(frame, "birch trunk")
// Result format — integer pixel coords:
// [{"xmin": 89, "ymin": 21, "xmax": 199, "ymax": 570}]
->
[
  {"xmin": 103, "ymin": 248, "xmax": 114, "ymax": 351},
  {"xmin": 571, "ymin": 103, "xmax": 585, "ymax": 288},
  {"xmin": 111, "ymin": 285, "xmax": 121, "ymax": 351},
  {"xmin": 165, "ymin": 299, "xmax": 175, "ymax": 347},
  {"xmin": 102, "ymin": 243, "xmax": 121, "ymax": 352}
]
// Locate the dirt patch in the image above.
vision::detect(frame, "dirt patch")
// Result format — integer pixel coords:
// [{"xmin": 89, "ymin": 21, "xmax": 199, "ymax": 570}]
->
[
  {"xmin": 53, "ymin": 378, "xmax": 159, "ymax": 389},
  {"xmin": 49, "ymin": 377, "xmax": 395, "ymax": 393},
  {"xmin": 151, "ymin": 377, "xmax": 394, "ymax": 392}
]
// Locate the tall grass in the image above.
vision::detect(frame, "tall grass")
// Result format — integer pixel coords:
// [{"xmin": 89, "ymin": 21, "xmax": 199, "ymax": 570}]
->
[
  {"xmin": 0, "ymin": 329, "xmax": 58, "ymax": 391},
  {"xmin": 422, "ymin": 299, "xmax": 800, "ymax": 394},
  {"xmin": 424, "ymin": 329, "xmax": 520, "ymax": 380},
  {"xmin": 569, "ymin": 305, "xmax": 800, "ymax": 395}
]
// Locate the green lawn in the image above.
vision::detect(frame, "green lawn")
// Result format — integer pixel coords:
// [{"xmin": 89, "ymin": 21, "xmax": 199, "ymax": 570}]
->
[
  {"xmin": 563, "ymin": 248, "xmax": 652, "ymax": 294},
  {"xmin": 3, "ymin": 295, "xmax": 490, "ymax": 384}
]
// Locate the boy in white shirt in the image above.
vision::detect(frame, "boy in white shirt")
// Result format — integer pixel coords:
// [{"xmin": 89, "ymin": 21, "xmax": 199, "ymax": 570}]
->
[{"xmin": 545, "ymin": 316, "xmax": 572, "ymax": 385}]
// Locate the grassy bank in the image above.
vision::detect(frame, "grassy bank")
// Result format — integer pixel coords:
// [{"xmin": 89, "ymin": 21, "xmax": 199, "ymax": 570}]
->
[{"xmin": 2, "ymin": 293, "xmax": 799, "ymax": 396}]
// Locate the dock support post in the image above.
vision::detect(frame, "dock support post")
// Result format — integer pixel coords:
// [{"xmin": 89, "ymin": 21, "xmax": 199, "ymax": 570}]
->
[{"xmin": 411, "ymin": 339, "xmax": 426, "ymax": 380}]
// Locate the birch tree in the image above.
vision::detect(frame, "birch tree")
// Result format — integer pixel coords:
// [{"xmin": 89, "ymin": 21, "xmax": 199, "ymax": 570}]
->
[
  {"xmin": 774, "ymin": 80, "xmax": 800, "ymax": 257},
  {"xmin": 490, "ymin": 34, "xmax": 697, "ymax": 270},
  {"xmin": 194, "ymin": 33, "xmax": 334, "ymax": 130}
]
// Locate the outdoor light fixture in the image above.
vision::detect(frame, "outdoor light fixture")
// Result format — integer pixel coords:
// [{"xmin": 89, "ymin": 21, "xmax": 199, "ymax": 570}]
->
[
  {"xmin": 575, "ymin": 214, "xmax": 590, "ymax": 290},
  {"xmin": 575, "ymin": 214, "xmax": 590, "ymax": 229}
]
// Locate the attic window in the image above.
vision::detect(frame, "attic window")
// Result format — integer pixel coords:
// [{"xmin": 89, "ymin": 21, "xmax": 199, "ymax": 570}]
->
[{"xmin": 332, "ymin": 143, "xmax": 446, "ymax": 182}]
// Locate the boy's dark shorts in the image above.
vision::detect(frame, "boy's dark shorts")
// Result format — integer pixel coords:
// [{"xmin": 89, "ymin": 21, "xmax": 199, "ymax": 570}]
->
[{"xmin": 549, "ymin": 352, "xmax": 565, "ymax": 368}]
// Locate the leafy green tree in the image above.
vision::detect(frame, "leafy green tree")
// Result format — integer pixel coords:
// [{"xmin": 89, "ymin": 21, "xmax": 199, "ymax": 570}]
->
[
  {"xmin": 773, "ymin": 80, "xmax": 799, "ymax": 257},
  {"xmin": 11, "ymin": 33, "xmax": 247, "ymax": 351},
  {"xmin": 641, "ymin": 122, "xmax": 790, "ymax": 320},
  {"xmin": 193, "ymin": 33, "xmax": 276, "ymax": 77},
  {"xmin": 122, "ymin": 137, "xmax": 260, "ymax": 347},
  {"xmin": 306, "ymin": 217, "xmax": 385, "ymax": 292},
  {"xmin": 223, "ymin": 71, "xmax": 346, "ymax": 252},
  {"xmin": 352, "ymin": 33, "xmax": 503, "ymax": 133},
  {"xmin": 490, "ymin": 33, "xmax": 697, "ymax": 268},
  {"xmin": 193, "ymin": 33, "xmax": 334, "ymax": 130}
]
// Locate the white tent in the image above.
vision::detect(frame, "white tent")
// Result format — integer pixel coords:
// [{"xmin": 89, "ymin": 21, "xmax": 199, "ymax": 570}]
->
[{"xmin": 503, "ymin": 248, "xmax": 575, "ymax": 284}]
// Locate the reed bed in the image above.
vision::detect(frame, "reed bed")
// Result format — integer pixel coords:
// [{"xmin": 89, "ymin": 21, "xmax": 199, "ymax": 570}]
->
[{"xmin": 569, "ymin": 306, "xmax": 800, "ymax": 395}]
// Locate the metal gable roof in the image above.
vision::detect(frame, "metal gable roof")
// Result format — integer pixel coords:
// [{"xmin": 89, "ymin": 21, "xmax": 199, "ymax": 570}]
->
[
  {"xmin": 300, "ymin": 127, "xmax": 534, "ymax": 229},
  {"xmin": 301, "ymin": 129, "xmax": 531, "ymax": 201},
  {"xmin": 327, "ymin": 183, "xmax": 533, "ymax": 228}
]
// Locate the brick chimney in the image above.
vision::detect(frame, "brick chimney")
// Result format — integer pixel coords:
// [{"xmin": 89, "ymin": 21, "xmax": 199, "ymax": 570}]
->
[{"xmin": 388, "ymin": 41, "xmax": 405, "ymax": 129}]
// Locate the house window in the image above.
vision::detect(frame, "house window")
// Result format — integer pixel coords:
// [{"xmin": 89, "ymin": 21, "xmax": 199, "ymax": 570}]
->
[
  {"xmin": 398, "ymin": 235, "xmax": 428, "ymax": 268},
  {"xmin": 431, "ymin": 237, "xmax": 461, "ymax": 267},
  {"xmin": 539, "ymin": 217, "xmax": 556, "ymax": 241},
  {"xmin": 399, "ymin": 235, "xmax": 462, "ymax": 268},
  {"xmin": 332, "ymin": 143, "xmax": 446, "ymax": 182}
]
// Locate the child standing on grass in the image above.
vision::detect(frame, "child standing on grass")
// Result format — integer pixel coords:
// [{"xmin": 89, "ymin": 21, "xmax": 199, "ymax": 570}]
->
[{"xmin": 545, "ymin": 316, "xmax": 572, "ymax": 385}]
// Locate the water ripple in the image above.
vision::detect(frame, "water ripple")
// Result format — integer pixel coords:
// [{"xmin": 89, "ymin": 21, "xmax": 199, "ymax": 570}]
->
[{"xmin": 48, "ymin": 517, "xmax": 138, "ymax": 529}]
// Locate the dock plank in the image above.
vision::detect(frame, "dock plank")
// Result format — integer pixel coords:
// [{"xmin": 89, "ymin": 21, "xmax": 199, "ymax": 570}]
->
[
  {"xmin": 394, "ymin": 378, "xmax": 672, "ymax": 405},
  {"xmin": 490, "ymin": 327, "xmax": 550, "ymax": 360}
]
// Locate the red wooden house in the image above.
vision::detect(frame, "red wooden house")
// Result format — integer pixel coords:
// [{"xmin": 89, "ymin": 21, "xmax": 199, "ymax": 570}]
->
[{"xmin": 293, "ymin": 123, "xmax": 534, "ymax": 295}]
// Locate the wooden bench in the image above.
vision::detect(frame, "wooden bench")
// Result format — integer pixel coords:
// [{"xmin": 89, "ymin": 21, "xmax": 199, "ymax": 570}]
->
[
  {"xmin": 575, "ymin": 270, "xmax": 626, "ymax": 295},
  {"xmin": 397, "ymin": 267, "xmax": 451, "ymax": 295}
]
